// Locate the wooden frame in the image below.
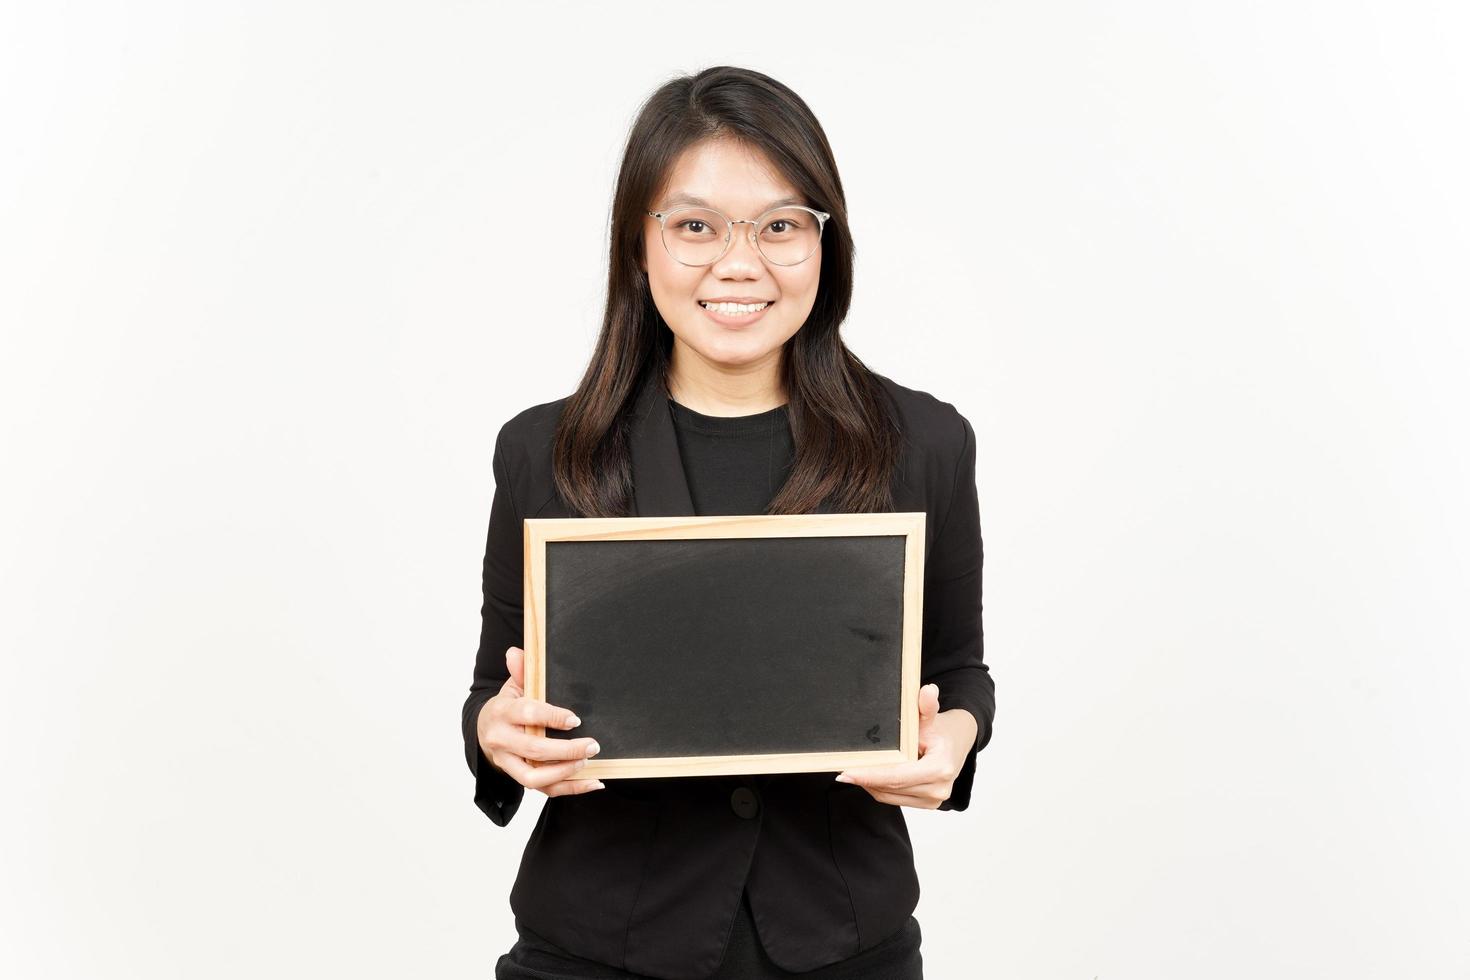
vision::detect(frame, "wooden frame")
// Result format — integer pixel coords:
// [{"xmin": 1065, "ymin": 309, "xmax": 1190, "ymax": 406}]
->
[{"xmin": 523, "ymin": 512, "xmax": 927, "ymax": 779}]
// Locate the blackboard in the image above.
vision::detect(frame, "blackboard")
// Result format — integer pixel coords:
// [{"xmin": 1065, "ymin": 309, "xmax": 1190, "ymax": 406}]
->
[{"xmin": 522, "ymin": 513, "xmax": 926, "ymax": 779}]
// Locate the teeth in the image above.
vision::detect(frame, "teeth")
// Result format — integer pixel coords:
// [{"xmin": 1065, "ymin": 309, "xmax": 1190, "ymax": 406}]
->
[{"xmin": 700, "ymin": 301, "xmax": 770, "ymax": 314}]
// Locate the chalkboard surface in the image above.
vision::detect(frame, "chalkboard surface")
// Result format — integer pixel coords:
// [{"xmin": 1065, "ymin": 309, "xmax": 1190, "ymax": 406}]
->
[{"xmin": 523, "ymin": 513, "xmax": 926, "ymax": 779}]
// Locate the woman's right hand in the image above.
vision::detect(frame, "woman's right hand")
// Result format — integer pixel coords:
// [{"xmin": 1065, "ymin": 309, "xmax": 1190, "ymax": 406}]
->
[{"xmin": 476, "ymin": 645, "xmax": 605, "ymax": 797}]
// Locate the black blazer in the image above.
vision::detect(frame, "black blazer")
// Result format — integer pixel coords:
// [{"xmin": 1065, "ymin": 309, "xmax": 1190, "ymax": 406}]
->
[{"xmin": 461, "ymin": 368, "xmax": 995, "ymax": 978}]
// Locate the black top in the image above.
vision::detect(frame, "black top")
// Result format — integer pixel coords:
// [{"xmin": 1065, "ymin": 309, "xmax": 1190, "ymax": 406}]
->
[
  {"xmin": 496, "ymin": 396, "xmax": 923, "ymax": 978},
  {"xmin": 666, "ymin": 396, "xmax": 795, "ymax": 515}
]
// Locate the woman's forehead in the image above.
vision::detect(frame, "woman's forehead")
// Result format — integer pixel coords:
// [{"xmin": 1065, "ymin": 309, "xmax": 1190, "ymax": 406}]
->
[{"xmin": 655, "ymin": 140, "xmax": 803, "ymax": 212}]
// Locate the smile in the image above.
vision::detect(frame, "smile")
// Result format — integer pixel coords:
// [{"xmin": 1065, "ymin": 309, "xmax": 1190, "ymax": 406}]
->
[{"xmin": 698, "ymin": 300, "xmax": 772, "ymax": 314}]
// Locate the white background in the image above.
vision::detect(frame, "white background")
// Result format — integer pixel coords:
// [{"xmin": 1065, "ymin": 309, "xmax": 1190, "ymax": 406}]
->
[{"xmin": 2, "ymin": 2, "xmax": 1467, "ymax": 977}]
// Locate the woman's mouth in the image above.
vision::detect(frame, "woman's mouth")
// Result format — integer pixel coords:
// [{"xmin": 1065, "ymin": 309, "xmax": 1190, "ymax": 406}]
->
[{"xmin": 697, "ymin": 299, "xmax": 775, "ymax": 326}]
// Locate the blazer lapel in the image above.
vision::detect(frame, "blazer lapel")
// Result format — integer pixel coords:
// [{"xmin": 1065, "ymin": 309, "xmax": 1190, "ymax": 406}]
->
[
  {"xmin": 626, "ymin": 367, "xmax": 837, "ymax": 517},
  {"xmin": 628, "ymin": 370, "xmax": 696, "ymax": 518}
]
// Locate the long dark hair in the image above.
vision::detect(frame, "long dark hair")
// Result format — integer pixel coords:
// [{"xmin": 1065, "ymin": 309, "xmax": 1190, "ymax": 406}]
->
[{"xmin": 552, "ymin": 66, "xmax": 900, "ymax": 517}]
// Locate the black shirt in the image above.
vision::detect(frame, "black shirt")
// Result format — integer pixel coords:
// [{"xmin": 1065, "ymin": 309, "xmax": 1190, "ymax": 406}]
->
[
  {"xmin": 496, "ymin": 396, "xmax": 924, "ymax": 978},
  {"xmin": 667, "ymin": 395, "xmax": 795, "ymax": 516}
]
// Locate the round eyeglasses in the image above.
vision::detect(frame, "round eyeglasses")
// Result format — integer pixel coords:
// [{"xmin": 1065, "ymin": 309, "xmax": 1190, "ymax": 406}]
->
[{"xmin": 645, "ymin": 204, "xmax": 831, "ymax": 267}]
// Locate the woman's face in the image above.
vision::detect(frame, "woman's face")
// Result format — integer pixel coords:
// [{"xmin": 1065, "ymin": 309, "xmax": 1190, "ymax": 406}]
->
[{"xmin": 642, "ymin": 138, "xmax": 821, "ymax": 373}]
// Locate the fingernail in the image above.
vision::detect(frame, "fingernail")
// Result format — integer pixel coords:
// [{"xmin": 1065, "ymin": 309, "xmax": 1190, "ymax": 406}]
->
[
  {"xmin": 574, "ymin": 759, "xmax": 586, "ymax": 770},
  {"xmin": 593, "ymin": 781, "xmax": 606, "ymax": 790},
  {"xmin": 587, "ymin": 741, "xmax": 600, "ymax": 757},
  {"xmin": 567, "ymin": 715, "xmax": 581, "ymax": 727},
  {"xmin": 835, "ymin": 774, "xmax": 852, "ymax": 783}
]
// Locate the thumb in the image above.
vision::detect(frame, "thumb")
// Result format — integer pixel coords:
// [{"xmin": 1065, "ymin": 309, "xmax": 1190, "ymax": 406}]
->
[
  {"xmin": 917, "ymin": 683, "xmax": 941, "ymax": 756},
  {"xmin": 918, "ymin": 683, "xmax": 941, "ymax": 721},
  {"xmin": 503, "ymin": 645, "xmax": 525, "ymax": 696}
]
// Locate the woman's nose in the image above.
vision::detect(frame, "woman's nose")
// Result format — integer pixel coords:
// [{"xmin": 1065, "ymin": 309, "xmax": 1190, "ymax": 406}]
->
[{"xmin": 718, "ymin": 222, "xmax": 763, "ymax": 267}]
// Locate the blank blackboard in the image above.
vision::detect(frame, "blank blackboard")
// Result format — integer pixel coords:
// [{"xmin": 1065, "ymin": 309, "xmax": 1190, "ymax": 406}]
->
[{"xmin": 522, "ymin": 513, "xmax": 926, "ymax": 779}]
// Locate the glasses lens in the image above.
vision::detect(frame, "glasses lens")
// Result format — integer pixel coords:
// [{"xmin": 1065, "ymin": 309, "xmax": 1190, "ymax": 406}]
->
[
  {"xmin": 662, "ymin": 208, "xmax": 729, "ymax": 265},
  {"xmin": 757, "ymin": 208, "xmax": 823, "ymax": 266}
]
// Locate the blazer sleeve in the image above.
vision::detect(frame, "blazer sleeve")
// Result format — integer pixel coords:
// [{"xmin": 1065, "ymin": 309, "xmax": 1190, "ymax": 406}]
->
[
  {"xmin": 460, "ymin": 423, "xmax": 528, "ymax": 827},
  {"xmin": 921, "ymin": 411, "xmax": 996, "ymax": 812}
]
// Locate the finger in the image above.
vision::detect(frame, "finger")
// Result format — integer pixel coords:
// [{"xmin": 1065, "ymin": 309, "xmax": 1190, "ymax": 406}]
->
[
  {"xmin": 487, "ymin": 749, "xmax": 534, "ymax": 783},
  {"xmin": 490, "ymin": 749, "xmax": 588, "ymax": 790},
  {"xmin": 517, "ymin": 755, "xmax": 594, "ymax": 790},
  {"xmin": 837, "ymin": 759, "xmax": 947, "ymax": 790},
  {"xmin": 510, "ymin": 696, "xmax": 583, "ymax": 731},
  {"xmin": 504, "ymin": 646, "xmax": 524, "ymax": 695},
  {"xmin": 542, "ymin": 778, "xmax": 608, "ymax": 798},
  {"xmin": 508, "ymin": 732, "xmax": 601, "ymax": 763},
  {"xmin": 848, "ymin": 777, "xmax": 949, "ymax": 808},
  {"xmin": 917, "ymin": 683, "xmax": 940, "ymax": 720},
  {"xmin": 836, "ymin": 761, "xmax": 927, "ymax": 788}
]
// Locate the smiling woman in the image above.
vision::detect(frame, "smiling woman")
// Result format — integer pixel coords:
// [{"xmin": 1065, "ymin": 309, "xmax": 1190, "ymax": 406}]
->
[
  {"xmin": 543, "ymin": 66, "xmax": 904, "ymax": 521},
  {"xmin": 464, "ymin": 65, "xmax": 994, "ymax": 980},
  {"xmin": 641, "ymin": 139, "xmax": 826, "ymax": 403}
]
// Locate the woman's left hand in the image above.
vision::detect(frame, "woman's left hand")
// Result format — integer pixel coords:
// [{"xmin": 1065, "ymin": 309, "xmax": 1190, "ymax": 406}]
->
[{"xmin": 834, "ymin": 683, "xmax": 977, "ymax": 809}]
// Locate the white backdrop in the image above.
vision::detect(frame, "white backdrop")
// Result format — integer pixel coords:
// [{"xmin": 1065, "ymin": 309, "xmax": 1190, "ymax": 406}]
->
[{"xmin": 2, "ymin": 2, "xmax": 1467, "ymax": 977}]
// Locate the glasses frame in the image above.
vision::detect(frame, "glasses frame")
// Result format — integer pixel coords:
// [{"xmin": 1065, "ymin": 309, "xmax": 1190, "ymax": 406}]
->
[{"xmin": 645, "ymin": 204, "xmax": 832, "ymax": 267}]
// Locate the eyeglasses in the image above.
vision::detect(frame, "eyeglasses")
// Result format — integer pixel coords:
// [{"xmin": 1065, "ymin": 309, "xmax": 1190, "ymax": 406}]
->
[{"xmin": 645, "ymin": 204, "xmax": 831, "ymax": 267}]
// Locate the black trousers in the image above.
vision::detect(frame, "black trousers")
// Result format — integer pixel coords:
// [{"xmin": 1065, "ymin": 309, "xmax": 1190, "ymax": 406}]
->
[{"xmin": 495, "ymin": 887, "xmax": 923, "ymax": 979}]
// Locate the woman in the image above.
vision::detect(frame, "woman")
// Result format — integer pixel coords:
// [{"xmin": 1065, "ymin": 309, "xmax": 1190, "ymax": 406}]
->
[{"xmin": 462, "ymin": 66, "xmax": 995, "ymax": 979}]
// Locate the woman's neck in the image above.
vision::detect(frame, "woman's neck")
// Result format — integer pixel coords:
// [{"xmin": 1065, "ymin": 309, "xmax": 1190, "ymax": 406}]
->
[{"xmin": 666, "ymin": 342, "xmax": 787, "ymax": 417}]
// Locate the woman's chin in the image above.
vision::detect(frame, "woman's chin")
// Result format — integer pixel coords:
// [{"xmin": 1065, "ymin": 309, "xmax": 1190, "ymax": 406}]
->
[
  {"xmin": 695, "ymin": 339, "xmax": 781, "ymax": 368},
  {"xmin": 677, "ymin": 326, "xmax": 778, "ymax": 365}
]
